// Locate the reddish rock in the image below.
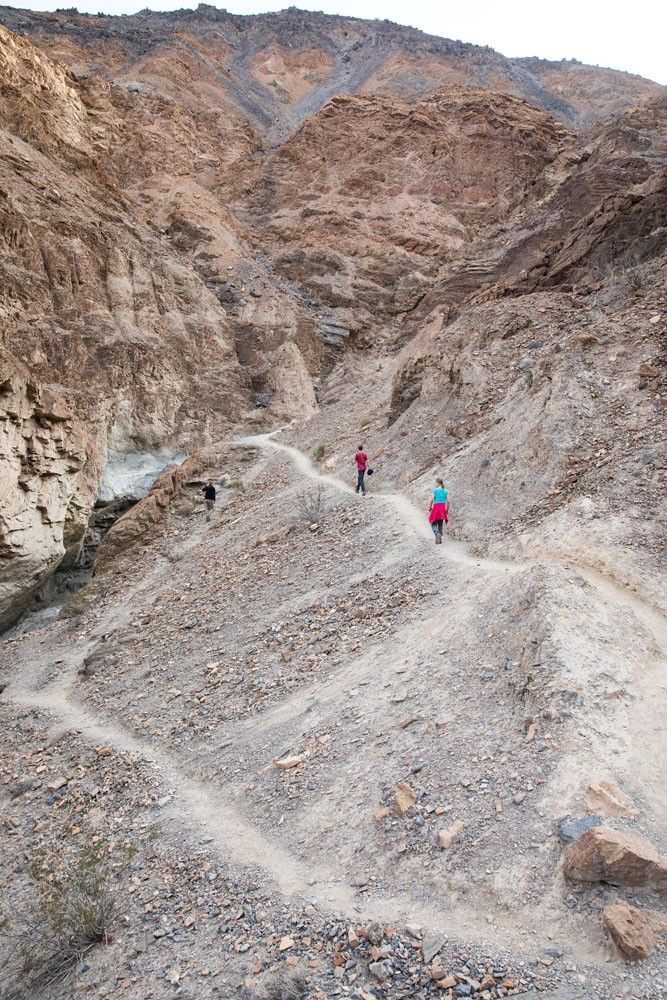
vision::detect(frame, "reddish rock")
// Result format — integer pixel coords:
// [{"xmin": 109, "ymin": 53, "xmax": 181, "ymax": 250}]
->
[
  {"xmin": 603, "ymin": 901, "xmax": 667, "ymax": 960},
  {"xmin": 563, "ymin": 826, "xmax": 667, "ymax": 894}
]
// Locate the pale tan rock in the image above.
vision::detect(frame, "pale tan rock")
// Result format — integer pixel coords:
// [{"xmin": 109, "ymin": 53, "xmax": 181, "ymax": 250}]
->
[
  {"xmin": 393, "ymin": 781, "xmax": 417, "ymax": 816},
  {"xmin": 585, "ymin": 781, "xmax": 639, "ymax": 818},
  {"xmin": 0, "ymin": 347, "xmax": 95, "ymax": 630},
  {"xmin": 46, "ymin": 777, "xmax": 68, "ymax": 792},
  {"xmin": 563, "ymin": 826, "xmax": 667, "ymax": 894},
  {"xmin": 265, "ymin": 341, "xmax": 317, "ymax": 420},
  {"xmin": 603, "ymin": 901, "xmax": 667, "ymax": 959},
  {"xmin": 165, "ymin": 966, "xmax": 181, "ymax": 985},
  {"xmin": 273, "ymin": 755, "xmax": 304, "ymax": 770},
  {"xmin": 437, "ymin": 820, "xmax": 464, "ymax": 850}
]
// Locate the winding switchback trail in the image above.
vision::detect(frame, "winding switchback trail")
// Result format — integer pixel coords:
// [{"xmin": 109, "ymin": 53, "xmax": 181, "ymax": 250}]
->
[
  {"xmin": 3, "ymin": 430, "xmax": 666, "ymax": 954},
  {"xmin": 235, "ymin": 431, "xmax": 518, "ymax": 573},
  {"xmin": 239, "ymin": 431, "xmax": 667, "ymax": 820}
]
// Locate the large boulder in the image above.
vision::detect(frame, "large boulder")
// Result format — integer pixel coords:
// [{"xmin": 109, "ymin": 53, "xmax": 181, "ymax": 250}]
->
[
  {"xmin": 563, "ymin": 826, "xmax": 667, "ymax": 894},
  {"xmin": 603, "ymin": 901, "xmax": 667, "ymax": 960}
]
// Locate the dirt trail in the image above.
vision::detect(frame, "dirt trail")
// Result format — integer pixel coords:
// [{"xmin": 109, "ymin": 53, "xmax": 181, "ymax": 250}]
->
[
  {"xmin": 564, "ymin": 561, "xmax": 667, "ymax": 821},
  {"xmin": 2, "ymin": 431, "xmax": 527, "ymax": 947},
  {"xmin": 241, "ymin": 431, "xmax": 667, "ymax": 826},
  {"xmin": 9, "ymin": 681, "xmax": 343, "ymax": 902},
  {"xmin": 235, "ymin": 431, "xmax": 519, "ymax": 574},
  {"xmin": 240, "ymin": 432, "xmax": 667, "ymax": 633},
  {"xmin": 4, "ymin": 431, "xmax": 667, "ymax": 956},
  {"xmin": 4, "ymin": 608, "xmax": 520, "ymax": 944}
]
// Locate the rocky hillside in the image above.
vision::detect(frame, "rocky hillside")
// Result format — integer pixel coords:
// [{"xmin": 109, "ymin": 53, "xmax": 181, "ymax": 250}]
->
[
  {"xmin": 238, "ymin": 89, "xmax": 573, "ymax": 339},
  {"xmin": 0, "ymin": 5, "xmax": 662, "ymax": 140},
  {"xmin": 0, "ymin": 10, "xmax": 666, "ymax": 998}
]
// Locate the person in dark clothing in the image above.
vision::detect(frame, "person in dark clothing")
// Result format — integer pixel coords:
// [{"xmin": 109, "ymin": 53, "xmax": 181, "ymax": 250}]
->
[
  {"xmin": 355, "ymin": 444, "xmax": 368, "ymax": 495},
  {"xmin": 202, "ymin": 481, "xmax": 216, "ymax": 521}
]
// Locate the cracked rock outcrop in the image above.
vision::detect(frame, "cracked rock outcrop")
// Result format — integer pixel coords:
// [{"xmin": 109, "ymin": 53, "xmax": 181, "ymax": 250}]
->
[{"xmin": 0, "ymin": 347, "xmax": 95, "ymax": 630}]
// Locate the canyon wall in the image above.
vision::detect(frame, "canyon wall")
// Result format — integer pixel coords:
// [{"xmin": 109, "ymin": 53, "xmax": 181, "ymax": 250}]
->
[{"xmin": 0, "ymin": 11, "xmax": 664, "ymax": 628}]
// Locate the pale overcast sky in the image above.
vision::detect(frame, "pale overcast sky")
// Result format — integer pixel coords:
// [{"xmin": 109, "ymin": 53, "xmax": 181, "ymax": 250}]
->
[{"xmin": 11, "ymin": 0, "xmax": 667, "ymax": 84}]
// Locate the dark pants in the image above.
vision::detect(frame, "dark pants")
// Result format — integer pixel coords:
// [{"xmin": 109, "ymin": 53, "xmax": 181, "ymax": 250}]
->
[
  {"xmin": 432, "ymin": 520, "xmax": 443, "ymax": 536},
  {"xmin": 356, "ymin": 470, "xmax": 366, "ymax": 494}
]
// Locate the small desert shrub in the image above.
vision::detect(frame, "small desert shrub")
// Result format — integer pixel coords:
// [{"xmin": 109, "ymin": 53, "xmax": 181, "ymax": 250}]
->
[
  {"xmin": 257, "ymin": 969, "xmax": 307, "ymax": 1000},
  {"xmin": 626, "ymin": 267, "xmax": 643, "ymax": 292},
  {"xmin": 312, "ymin": 443, "xmax": 326, "ymax": 461},
  {"xmin": 227, "ymin": 477, "xmax": 245, "ymax": 491},
  {"xmin": 0, "ymin": 840, "xmax": 125, "ymax": 998},
  {"xmin": 296, "ymin": 484, "xmax": 325, "ymax": 523}
]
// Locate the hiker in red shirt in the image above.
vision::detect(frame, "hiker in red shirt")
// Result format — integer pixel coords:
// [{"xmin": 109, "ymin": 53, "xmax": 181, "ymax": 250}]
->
[{"xmin": 355, "ymin": 444, "xmax": 368, "ymax": 495}]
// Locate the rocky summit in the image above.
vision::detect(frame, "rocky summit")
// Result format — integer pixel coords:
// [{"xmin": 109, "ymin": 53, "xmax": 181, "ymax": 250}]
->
[{"xmin": 0, "ymin": 6, "xmax": 666, "ymax": 1000}]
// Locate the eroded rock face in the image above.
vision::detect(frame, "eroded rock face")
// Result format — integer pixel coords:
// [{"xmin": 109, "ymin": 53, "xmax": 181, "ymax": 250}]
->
[
  {"xmin": 265, "ymin": 341, "xmax": 317, "ymax": 421},
  {"xmin": 0, "ymin": 28, "xmax": 254, "ymax": 625},
  {"xmin": 0, "ymin": 348, "xmax": 96, "ymax": 630},
  {"xmin": 0, "ymin": 7, "xmax": 660, "ymax": 136},
  {"xmin": 0, "ymin": 27, "xmax": 254, "ymax": 440},
  {"xmin": 241, "ymin": 89, "xmax": 573, "ymax": 331},
  {"xmin": 602, "ymin": 901, "xmax": 667, "ymax": 960},
  {"xmin": 0, "ymin": 13, "xmax": 664, "ymax": 628},
  {"xmin": 563, "ymin": 826, "xmax": 667, "ymax": 894},
  {"xmin": 0, "ymin": 23, "xmax": 90, "ymax": 155}
]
